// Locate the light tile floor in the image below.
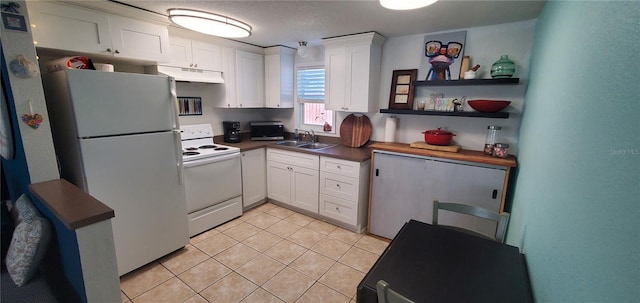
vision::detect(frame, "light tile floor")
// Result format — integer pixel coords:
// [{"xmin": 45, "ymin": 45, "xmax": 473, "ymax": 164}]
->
[{"xmin": 120, "ymin": 202, "xmax": 390, "ymax": 303}]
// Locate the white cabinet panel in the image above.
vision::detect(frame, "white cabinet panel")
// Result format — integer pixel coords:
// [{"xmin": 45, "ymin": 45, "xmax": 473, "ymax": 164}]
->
[
  {"xmin": 320, "ymin": 157, "xmax": 361, "ymax": 178},
  {"xmin": 291, "ymin": 166, "xmax": 319, "ymax": 213},
  {"xmin": 168, "ymin": 36, "xmax": 192, "ymax": 67},
  {"xmin": 191, "ymin": 40, "xmax": 222, "ymax": 71},
  {"xmin": 264, "ymin": 46, "xmax": 294, "ymax": 108},
  {"xmin": 235, "ymin": 50, "xmax": 264, "ymax": 108},
  {"xmin": 424, "ymin": 159, "xmax": 506, "ymax": 238},
  {"xmin": 267, "ymin": 161, "xmax": 292, "ymax": 204},
  {"xmin": 369, "ymin": 151, "xmax": 509, "ymax": 240},
  {"xmin": 323, "ymin": 32, "xmax": 384, "ymax": 112},
  {"xmin": 27, "ymin": 1, "xmax": 170, "ymax": 63},
  {"xmin": 27, "ymin": 1, "xmax": 110, "ymax": 54},
  {"xmin": 267, "ymin": 149, "xmax": 319, "ymax": 212},
  {"xmin": 369, "ymin": 152, "xmax": 427, "ymax": 239},
  {"xmin": 242, "ymin": 148, "xmax": 267, "ymax": 209},
  {"xmin": 109, "ymin": 15, "xmax": 171, "ymax": 62},
  {"xmin": 320, "ymin": 171, "xmax": 359, "ymax": 201},
  {"xmin": 320, "ymin": 194, "xmax": 357, "ymax": 225}
]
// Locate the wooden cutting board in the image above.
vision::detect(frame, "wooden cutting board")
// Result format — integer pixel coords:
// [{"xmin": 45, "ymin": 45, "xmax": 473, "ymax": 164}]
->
[
  {"xmin": 410, "ymin": 141, "xmax": 461, "ymax": 152},
  {"xmin": 340, "ymin": 114, "xmax": 372, "ymax": 147}
]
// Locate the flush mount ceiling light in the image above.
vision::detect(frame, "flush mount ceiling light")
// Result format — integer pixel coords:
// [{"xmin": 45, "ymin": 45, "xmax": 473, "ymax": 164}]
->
[
  {"xmin": 379, "ymin": 0, "xmax": 438, "ymax": 10},
  {"xmin": 168, "ymin": 9, "xmax": 251, "ymax": 38},
  {"xmin": 297, "ymin": 41, "xmax": 309, "ymax": 58}
]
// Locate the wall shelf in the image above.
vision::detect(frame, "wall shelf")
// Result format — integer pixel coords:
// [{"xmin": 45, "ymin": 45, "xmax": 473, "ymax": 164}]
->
[
  {"xmin": 412, "ymin": 78, "xmax": 519, "ymax": 86},
  {"xmin": 379, "ymin": 109, "xmax": 510, "ymax": 119}
]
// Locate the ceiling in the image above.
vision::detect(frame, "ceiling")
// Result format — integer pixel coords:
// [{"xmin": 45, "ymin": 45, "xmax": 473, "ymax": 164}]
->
[{"xmin": 111, "ymin": 0, "xmax": 546, "ymax": 48}]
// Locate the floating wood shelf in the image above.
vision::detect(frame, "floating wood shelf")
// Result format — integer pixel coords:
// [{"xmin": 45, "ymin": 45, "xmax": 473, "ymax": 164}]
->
[
  {"xmin": 380, "ymin": 109, "xmax": 509, "ymax": 119},
  {"xmin": 412, "ymin": 78, "xmax": 520, "ymax": 86}
]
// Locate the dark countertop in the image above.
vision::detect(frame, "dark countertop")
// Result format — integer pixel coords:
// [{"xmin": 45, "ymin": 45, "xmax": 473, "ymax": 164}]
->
[{"xmin": 215, "ymin": 134, "xmax": 372, "ymax": 162}]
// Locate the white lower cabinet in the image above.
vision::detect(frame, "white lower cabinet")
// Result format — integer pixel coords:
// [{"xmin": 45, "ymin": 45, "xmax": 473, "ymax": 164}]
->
[
  {"xmin": 319, "ymin": 157, "xmax": 370, "ymax": 231},
  {"xmin": 265, "ymin": 149, "xmax": 370, "ymax": 231},
  {"xmin": 241, "ymin": 148, "xmax": 267, "ymax": 209},
  {"xmin": 266, "ymin": 149, "xmax": 319, "ymax": 213}
]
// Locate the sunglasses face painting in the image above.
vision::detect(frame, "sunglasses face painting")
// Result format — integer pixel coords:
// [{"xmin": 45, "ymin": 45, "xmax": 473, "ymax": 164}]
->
[
  {"xmin": 424, "ymin": 40, "xmax": 464, "ymax": 80},
  {"xmin": 425, "ymin": 40, "xmax": 463, "ymax": 58}
]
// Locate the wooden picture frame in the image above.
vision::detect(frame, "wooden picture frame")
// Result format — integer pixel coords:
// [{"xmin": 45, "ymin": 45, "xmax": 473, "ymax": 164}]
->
[{"xmin": 388, "ymin": 69, "xmax": 418, "ymax": 109}]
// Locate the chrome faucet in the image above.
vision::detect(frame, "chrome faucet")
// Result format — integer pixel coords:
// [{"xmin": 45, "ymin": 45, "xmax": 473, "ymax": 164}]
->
[{"xmin": 304, "ymin": 130, "xmax": 317, "ymax": 143}]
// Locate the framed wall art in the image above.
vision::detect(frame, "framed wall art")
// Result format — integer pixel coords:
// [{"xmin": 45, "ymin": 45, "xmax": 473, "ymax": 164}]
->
[
  {"xmin": 388, "ymin": 69, "xmax": 418, "ymax": 109},
  {"xmin": 178, "ymin": 97, "xmax": 202, "ymax": 116}
]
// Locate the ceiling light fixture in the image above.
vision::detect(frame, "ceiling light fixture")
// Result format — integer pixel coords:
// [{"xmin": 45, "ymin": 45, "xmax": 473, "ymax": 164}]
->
[
  {"xmin": 379, "ymin": 0, "xmax": 438, "ymax": 10},
  {"xmin": 168, "ymin": 9, "xmax": 251, "ymax": 38},
  {"xmin": 297, "ymin": 41, "xmax": 309, "ymax": 58}
]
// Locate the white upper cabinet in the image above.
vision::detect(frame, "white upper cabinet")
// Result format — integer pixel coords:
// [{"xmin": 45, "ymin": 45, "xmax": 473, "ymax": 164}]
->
[
  {"xmin": 168, "ymin": 36, "xmax": 222, "ymax": 71},
  {"xmin": 216, "ymin": 49, "xmax": 264, "ymax": 108},
  {"xmin": 264, "ymin": 46, "xmax": 295, "ymax": 108},
  {"xmin": 235, "ymin": 50, "xmax": 265, "ymax": 108},
  {"xmin": 323, "ymin": 32, "xmax": 385, "ymax": 112},
  {"xmin": 27, "ymin": 1, "xmax": 170, "ymax": 63}
]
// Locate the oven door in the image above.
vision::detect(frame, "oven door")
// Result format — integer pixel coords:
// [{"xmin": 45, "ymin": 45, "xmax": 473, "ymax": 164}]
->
[{"xmin": 183, "ymin": 152, "xmax": 242, "ymax": 213}]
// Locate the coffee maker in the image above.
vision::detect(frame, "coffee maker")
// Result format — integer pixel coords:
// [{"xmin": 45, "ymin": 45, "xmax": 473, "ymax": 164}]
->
[{"xmin": 223, "ymin": 121, "xmax": 241, "ymax": 143}]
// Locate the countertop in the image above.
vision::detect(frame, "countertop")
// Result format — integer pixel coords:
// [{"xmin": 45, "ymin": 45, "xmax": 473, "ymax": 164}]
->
[
  {"xmin": 214, "ymin": 134, "xmax": 373, "ymax": 162},
  {"xmin": 214, "ymin": 135, "xmax": 516, "ymax": 167},
  {"xmin": 368, "ymin": 142, "xmax": 517, "ymax": 167}
]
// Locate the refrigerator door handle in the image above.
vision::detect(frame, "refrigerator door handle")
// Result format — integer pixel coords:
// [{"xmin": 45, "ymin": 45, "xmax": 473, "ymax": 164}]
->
[
  {"xmin": 173, "ymin": 129, "xmax": 184, "ymax": 184},
  {"xmin": 169, "ymin": 77, "xmax": 180, "ymax": 129}
]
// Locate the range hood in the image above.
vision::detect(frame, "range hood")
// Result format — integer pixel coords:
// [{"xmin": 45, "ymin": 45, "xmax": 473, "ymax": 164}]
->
[{"xmin": 145, "ymin": 65, "xmax": 224, "ymax": 83}]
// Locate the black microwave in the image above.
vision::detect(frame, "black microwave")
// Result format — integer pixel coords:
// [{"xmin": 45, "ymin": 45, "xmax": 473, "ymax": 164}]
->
[{"xmin": 250, "ymin": 121, "xmax": 284, "ymax": 141}]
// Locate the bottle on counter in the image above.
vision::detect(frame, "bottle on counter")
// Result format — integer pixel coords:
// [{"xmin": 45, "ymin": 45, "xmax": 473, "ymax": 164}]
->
[{"xmin": 484, "ymin": 126, "xmax": 502, "ymax": 155}]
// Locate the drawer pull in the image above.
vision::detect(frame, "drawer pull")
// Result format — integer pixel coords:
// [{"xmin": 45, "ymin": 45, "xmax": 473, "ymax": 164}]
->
[
  {"xmin": 336, "ymin": 184, "xmax": 341, "ymax": 188},
  {"xmin": 335, "ymin": 207, "xmax": 340, "ymax": 212},
  {"xmin": 337, "ymin": 165, "xmax": 341, "ymax": 169}
]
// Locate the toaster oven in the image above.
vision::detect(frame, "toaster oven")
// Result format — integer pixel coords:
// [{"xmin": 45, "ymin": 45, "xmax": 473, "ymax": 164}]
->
[{"xmin": 250, "ymin": 121, "xmax": 284, "ymax": 141}]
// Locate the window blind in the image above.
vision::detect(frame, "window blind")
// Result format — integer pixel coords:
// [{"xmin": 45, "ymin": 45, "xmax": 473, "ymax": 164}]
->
[{"xmin": 297, "ymin": 67, "xmax": 325, "ymax": 103}]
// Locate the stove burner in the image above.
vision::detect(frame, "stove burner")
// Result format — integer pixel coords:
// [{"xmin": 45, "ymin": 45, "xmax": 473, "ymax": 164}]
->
[
  {"xmin": 214, "ymin": 147, "xmax": 228, "ymax": 151},
  {"xmin": 198, "ymin": 145, "xmax": 217, "ymax": 149},
  {"xmin": 185, "ymin": 147, "xmax": 199, "ymax": 151},
  {"xmin": 183, "ymin": 151, "xmax": 200, "ymax": 156}
]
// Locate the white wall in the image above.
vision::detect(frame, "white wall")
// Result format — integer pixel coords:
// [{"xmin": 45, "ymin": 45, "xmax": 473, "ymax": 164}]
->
[{"xmin": 373, "ymin": 20, "xmax": 536, "ymax": 154}]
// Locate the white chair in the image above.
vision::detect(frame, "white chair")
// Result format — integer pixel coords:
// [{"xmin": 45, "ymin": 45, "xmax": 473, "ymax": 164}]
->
[
  {"xmin": 432, "ymin": 199, "xmax": 510, "ymax": 243},
  {"xmin": 377, "ymin": 280, "xmax": 415, "ymax": 303}
]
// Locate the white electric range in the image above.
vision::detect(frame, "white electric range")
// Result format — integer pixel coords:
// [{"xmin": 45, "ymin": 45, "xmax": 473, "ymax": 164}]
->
[{"xmin": 180, "ymin": 124, "xmax": 242, "ymax": 237}]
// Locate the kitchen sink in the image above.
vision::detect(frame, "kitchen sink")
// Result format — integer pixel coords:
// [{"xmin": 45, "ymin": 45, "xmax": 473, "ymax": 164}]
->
[
  {"xmin": 296, "ymin": 142, "xmax": 336, "ymax": 150},
  {"xmin": 275, "ymin": 140, "xmax": 306, "ymax": 147},
  {"xmin": 274, "ymin": 141, "xmax": 336, "ymax": 150}
]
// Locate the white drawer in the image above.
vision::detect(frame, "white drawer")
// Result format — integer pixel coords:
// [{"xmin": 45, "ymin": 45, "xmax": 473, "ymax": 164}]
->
[
  {"xmin": 267, "ymin": 148, "xmax": 319, "ymax": 170},
  {"xmin": 319, "ymin": 194, "xmax": 357, "ymax": 225},
  {"xmin": 320, "ymin": 157, "xmax": 361, "ymax": 178},
  {"xmin": 319, "ymin": 171, "xmax": 360, "ymax": 201}
]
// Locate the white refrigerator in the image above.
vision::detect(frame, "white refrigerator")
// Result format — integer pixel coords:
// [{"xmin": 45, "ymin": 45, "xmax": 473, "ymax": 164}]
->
[{"xmin": 42, "ymin": 69, "xmax": 188, "ymax": 276}]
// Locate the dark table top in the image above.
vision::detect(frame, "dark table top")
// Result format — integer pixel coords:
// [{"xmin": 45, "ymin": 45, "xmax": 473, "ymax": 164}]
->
[{"xmin": 357, "ymin": 220, "xmax": 532, "ymax": 303}]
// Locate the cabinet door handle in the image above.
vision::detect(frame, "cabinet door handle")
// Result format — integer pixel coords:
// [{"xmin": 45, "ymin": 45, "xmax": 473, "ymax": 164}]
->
[
  {"xmin": 375, "ymin": 168, "xmax": 379, "ymax": 176},
  {"xmin": 114, "ymin": 49, "xmax": 120, "ymax": 54},
  {"xmin": 492, "ymin": 189, "xmax": 498, "ymax": 199}
]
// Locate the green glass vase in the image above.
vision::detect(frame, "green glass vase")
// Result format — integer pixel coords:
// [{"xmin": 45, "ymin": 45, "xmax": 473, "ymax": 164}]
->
[{"xmin": 490, "ymin": 55, "xmax": 516, "ymax": 79}]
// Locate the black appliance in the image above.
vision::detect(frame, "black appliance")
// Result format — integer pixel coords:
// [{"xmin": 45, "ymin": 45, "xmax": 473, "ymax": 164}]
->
[{"xmin": 223, "ymin": 121, "xmax": 241, "ymax": 143}]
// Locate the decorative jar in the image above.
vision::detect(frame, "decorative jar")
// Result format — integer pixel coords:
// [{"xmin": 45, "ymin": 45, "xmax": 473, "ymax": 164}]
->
[
  {"xmin": 490, "ymin": 55, "xmax": 515, "ymax": 79},
  {"xmin": 492, "ymin": 143, "xmax": 509, "ymax": 158}
]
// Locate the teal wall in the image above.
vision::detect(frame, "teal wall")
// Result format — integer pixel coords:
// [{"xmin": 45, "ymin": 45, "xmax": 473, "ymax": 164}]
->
[{"xmin": 507, "ymin": 1, "xmax": 640, "ymax": 302}]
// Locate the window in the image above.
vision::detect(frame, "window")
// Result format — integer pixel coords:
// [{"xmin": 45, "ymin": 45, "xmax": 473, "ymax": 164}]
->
[{"xmin": 297, "ymin": 66, "xmax": 333, "ymax": 131}]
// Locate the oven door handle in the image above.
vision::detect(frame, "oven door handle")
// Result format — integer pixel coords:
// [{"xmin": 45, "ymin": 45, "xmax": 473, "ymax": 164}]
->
[
  {"xmin": 183, "ymin": 152, "xmax": 240, "ymax": 168},
  {"xmin": 173, "ymin": 129, "xmax": 184, "ymax": 184}
]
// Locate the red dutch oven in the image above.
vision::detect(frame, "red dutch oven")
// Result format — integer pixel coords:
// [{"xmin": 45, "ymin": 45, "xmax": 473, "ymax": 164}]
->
[{"xmin": 422, "ymin": 127, "xmax": 456, "ymax": 146}]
